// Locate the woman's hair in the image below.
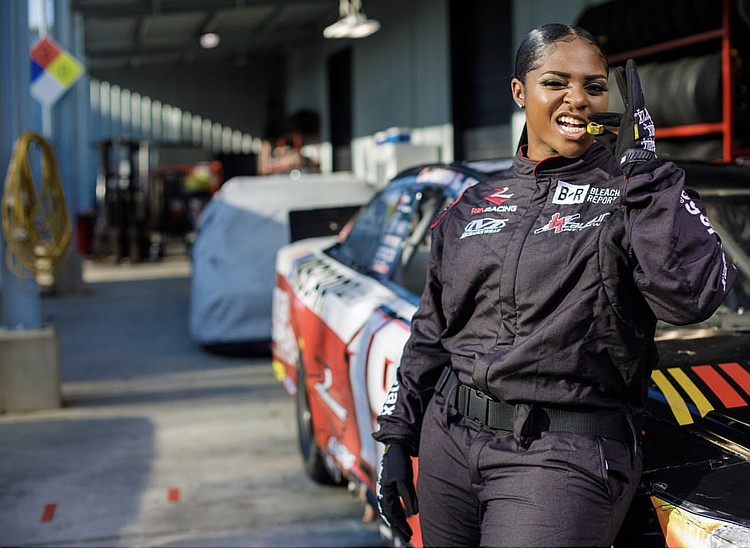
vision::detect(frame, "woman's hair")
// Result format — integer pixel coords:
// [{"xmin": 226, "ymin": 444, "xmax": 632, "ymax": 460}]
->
[{"xmin": 514, "ymin": 23, "xmax": 607, "ymax": 84}]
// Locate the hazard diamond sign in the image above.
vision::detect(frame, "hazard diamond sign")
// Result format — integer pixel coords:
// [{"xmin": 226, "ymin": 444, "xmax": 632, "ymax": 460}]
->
[{"xmin": 30, "ymin": 36, "xmax": 84, "ymax": 106}]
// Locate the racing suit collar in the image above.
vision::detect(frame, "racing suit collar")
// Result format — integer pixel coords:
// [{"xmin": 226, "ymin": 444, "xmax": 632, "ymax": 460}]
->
[{"xmin": 515, "ymin": 142, "xmax": 613, "ymax": 178}]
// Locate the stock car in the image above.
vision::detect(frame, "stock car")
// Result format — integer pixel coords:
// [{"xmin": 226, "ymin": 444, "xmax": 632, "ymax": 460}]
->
[{"xmin": 271, "ymin": 158, "xmax": 750, "ymax": 547}]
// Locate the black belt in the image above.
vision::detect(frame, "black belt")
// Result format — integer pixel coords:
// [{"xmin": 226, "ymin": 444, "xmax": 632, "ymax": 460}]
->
[{"xmin": 435, "ymin": 366, "xmax": 630, "ymax": 443}]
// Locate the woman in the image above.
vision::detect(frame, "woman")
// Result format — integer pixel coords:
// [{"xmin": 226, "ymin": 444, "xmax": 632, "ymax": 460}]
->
[{"xmin": 373, "ymin": 23, "xmax": 736, "ymax": 547}]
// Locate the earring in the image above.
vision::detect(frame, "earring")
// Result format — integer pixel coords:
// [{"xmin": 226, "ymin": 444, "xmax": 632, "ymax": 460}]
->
[{"xmin": 517, "ymin": 103, "xmax": 524, "ymax": 109}]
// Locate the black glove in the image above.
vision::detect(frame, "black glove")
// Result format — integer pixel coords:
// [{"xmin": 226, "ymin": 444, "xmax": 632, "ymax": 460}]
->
[
  {"xmin": 588, "ymin": 59, "xmax": 657, "ymax": 177},
  {"xmin": 376, "ymin": 443, "xmax": 418, "ymax": 542}
]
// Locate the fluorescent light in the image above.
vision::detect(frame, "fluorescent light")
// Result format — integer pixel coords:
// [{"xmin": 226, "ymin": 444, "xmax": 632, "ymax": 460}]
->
[
  {"xmin": 324, "ymin": 13, "xmax": 380, "ymax": 39},
  {"xmin": 199, "ymin": 32, "xmax": 220, "ymax": 49},
  {"xmin": 323, "ymin": 0, "xmax": 380, "ymax": 39}
]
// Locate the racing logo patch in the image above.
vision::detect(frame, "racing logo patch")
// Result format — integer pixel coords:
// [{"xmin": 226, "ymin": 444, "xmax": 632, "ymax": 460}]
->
[
  {"xmin": 485, "ymin": 187, "xmax": 514, "ymax": 205},
  {"xmin": 552, "ymin": 180, "xmax": 621, "ymax": 205},
  {"xmin": 534, "ymin": 212, "xmax": 610, "ymax": 234},
  {"xmin": 460, "ymin": 218, "xmax": 509, "ymax": 239},
  {"xmin": 553, "ymin": 180, "xmax": 590, "ymax": 204},
  {"xmin": 471, "ymin": 204, "xmax": 517, "ymax": 214}
]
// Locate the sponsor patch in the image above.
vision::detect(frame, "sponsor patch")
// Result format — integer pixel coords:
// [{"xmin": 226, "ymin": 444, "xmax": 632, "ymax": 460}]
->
[
  {"xmin": 470, "ymin": 204, "xmax": 518, "ymax": 214},
  {"xmin": 552, "ymin": 180, "xmax": 620, "ymax": 205},
  {"xmin": 553, "ymin": 180, "xmax": 590, "ymax": 204},
  {"xmin": 534, "ymin": 212, "xmax": 610, "ymax": 234},
  {"xmin": 485, "ymin": 187, "xmax": 514, "ymax": 205},
  {"xmin": 460, "ymin": 218, "xmax": 509, "ymax": 239},
  {"xmin": 587, "ymin": 186, "xmax": 620, "ymax": 204}
]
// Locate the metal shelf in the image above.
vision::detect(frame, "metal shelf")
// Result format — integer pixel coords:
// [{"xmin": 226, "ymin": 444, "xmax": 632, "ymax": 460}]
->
[{"xmin": 607, "ymin": 0, "xmax": 737, "ymax": 162}]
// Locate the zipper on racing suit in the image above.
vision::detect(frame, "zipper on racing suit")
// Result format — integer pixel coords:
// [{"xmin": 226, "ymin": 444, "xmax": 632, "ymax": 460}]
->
[{"xmin": 471, "ymin": 174, "xmax": 553, "ymax": 395}]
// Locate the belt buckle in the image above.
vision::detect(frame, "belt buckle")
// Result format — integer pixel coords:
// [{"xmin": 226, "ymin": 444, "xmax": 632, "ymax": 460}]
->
[{"xmin": 467, "ymin": 387, "xmax": 490, "ymax": 424}]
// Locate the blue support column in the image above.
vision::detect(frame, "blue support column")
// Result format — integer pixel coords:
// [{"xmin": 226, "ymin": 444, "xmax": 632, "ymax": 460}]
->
[
  {"xmin": 1, "ymin": 0, "xmax": 41, "ymax": 329},
  {"xmin": 52, "ymin": 0, "xmax": 92, "ymax": 216}
]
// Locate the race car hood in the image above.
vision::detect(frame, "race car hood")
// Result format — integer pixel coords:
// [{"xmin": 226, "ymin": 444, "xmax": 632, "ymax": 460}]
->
[
  {"xmin": 651, "ymin": 330, "xmax": 750, "ymax": 455},
  {"xmin": 644, "ymin": 331, "xmax": 750, "ymax": 526}
]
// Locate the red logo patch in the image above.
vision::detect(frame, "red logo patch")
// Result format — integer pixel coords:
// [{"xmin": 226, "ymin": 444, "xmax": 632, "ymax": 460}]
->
[{"xmin": 485, "ymin": 187, "xmax": 513, "ymax": 205}]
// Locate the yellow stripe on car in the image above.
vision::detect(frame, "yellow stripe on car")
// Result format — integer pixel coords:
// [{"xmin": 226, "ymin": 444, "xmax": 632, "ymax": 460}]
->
[
  {"xmin": 651, "ymin": 370, "xmax": 693, "ymax": 426},
  {"xmin": 667, "ymin": 367, "xmax": 714, "ymax": 419}
]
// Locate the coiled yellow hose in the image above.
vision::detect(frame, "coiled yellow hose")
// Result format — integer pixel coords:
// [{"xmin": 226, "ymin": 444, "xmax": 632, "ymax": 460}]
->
[{"xmin": 2, "ymin": 131, "xmax": 72, "ymax": 287}]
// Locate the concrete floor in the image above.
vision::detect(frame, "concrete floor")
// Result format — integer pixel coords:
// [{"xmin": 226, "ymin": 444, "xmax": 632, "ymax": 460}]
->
[{"xmin": 0, "ymin": 253, "xmax": 385, "ymax": 547}]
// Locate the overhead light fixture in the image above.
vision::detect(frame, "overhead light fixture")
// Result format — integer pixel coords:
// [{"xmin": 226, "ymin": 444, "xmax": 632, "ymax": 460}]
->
[
  {"xmin": 323, "ymin": 0, "xmax": 380, "ymax": 39},
  {"xmin": 199, "ymin": 32, "xmax": 220, "ymax": 49}
]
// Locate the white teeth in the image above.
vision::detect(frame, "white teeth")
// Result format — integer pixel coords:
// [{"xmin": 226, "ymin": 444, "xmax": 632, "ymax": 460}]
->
[{"xmin": 557, "ymin": 116, "xmax": 584, "ymax": 126}]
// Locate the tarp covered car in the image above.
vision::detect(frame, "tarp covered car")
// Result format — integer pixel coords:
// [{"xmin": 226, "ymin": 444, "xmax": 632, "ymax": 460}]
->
[{"xmin": 190, "ymin": 172, "xmax": 377, "ymax": 352}]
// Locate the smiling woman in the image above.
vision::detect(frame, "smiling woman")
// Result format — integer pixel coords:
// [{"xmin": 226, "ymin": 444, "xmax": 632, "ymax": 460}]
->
[
  {"xmin": 510, "ymin": 25, "xmax": 609, "ymax": 160},
  {"xmin": 268, "ymin": 153, "xmax": 750, "ymax": 547},
  {"xmin": 372, "ymin": 22, "xmax": 738, "ymax": 547}
]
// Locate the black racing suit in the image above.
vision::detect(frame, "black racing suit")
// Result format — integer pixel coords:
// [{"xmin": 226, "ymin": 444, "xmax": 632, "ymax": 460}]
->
[{"xmin": 373, "ymin": 143, "xmax": 737, "ymax": 546}]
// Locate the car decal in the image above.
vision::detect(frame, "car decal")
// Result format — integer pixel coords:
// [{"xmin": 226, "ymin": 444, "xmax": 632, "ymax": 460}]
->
[
  {"xmin": 348, "ymin": 305, "xmax": 412, "ymax": 471},
  {"xmin": 651, "ymin": 361, "xmax": 750, "ymax": 425},
  {"xmin": 292, "ymin": 254, "xmax": 367, "ymax": 311},
  {"xmin": 272, "ymin": 286, "xmax": 299, "ymax": 370},
  {"xmin": 314, "ymin": 367, "xmax": 348, "ymax": 421},
  {"xmin": 326, "ymin": 436, "xmax": 356, "ymax": 470},
  {"xmin": 693, "ymin": 364, "xmax": 748, "ymax": 408},
  {"xmin": 347, "ymin": 310, "xmax": 395, "ymax": 470}
]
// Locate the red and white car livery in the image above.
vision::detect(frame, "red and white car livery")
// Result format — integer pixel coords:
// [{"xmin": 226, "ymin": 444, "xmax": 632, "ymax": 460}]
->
[
  {"xmin": 271, "ymin": 158, "xmax": 750, "ymax": 548},
  {"xmin": 271, "ymin": 162, "xmax": 503, "ymax": 545}
]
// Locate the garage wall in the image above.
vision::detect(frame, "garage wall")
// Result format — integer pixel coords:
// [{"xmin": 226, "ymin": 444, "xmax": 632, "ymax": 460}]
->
[
  {"xmin": 89, "ymin": 0, "xmax": 597, "ymax": 163},
  {"xmin": 285, "ymin": 0, "xmax": 451, "ymax": 178},
  {"xmin": 352, "ymin": 0, "xmax": 451, "ymax": 137},
  {"xmin": 285, "ymin": 0, "xmax": 600, "ymax": 172},
  {"xmin": 286, "ymin": 0, "xmax": 450, "ymax": 143},
  {"xmin": 92, "ymin": 54, "xmax": 285, "ymax": 138}
]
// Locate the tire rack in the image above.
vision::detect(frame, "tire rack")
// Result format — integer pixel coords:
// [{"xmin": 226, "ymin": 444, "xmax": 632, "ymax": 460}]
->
[{"xmin": 606, "ymin": 0, "xmax": 749, "ymax": 162}]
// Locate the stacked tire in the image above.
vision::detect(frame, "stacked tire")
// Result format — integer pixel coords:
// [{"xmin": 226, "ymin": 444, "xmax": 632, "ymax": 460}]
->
[
  {"xmin": 608, "ymin": 53, "xmax": 722, "ymax": 127},
  {"xmin": 579, "ymin": 0, "xmax": 729, "ymax": 161}
]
